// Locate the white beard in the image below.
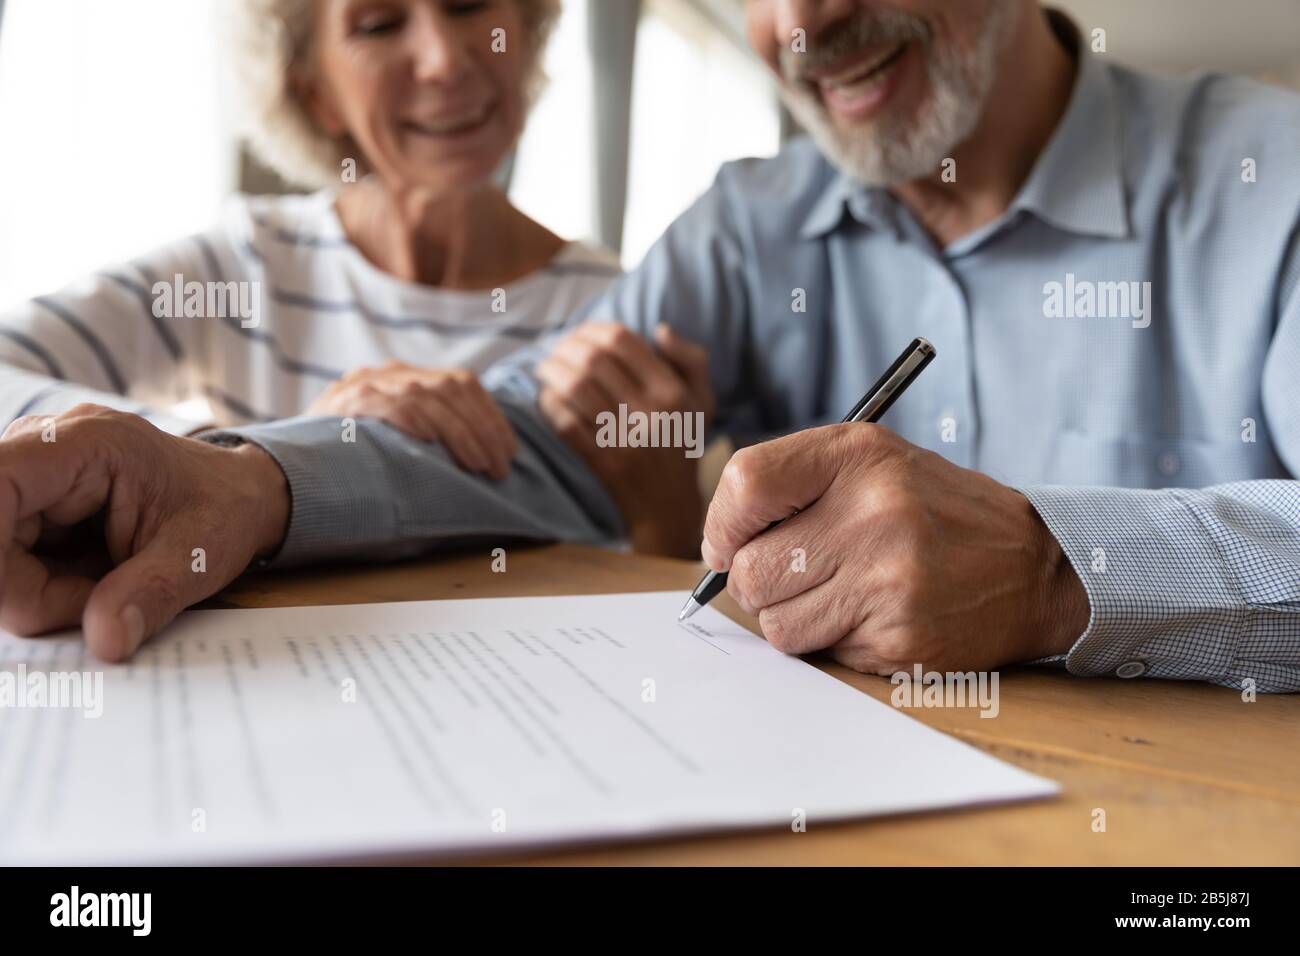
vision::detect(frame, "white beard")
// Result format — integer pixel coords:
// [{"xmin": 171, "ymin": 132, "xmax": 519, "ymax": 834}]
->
[{"xmin": 780, "ymin": 5, "xmax": 1018, "ymax": 186}]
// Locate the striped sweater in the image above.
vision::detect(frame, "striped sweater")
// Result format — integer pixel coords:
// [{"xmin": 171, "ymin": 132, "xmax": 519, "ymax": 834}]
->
[{"xmin": 0, "ymin": 190, "xmax": 621, "ymax": 433}]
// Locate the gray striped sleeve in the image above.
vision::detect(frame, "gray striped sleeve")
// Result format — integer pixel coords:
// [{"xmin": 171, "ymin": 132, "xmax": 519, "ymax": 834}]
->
[
  {"xmin": 31, "ymin": 295, "xmax": 128, "ymax": 394},
  {"xmin": 0, "ymin": 232, "xmax": 224, "ymax": 432}
]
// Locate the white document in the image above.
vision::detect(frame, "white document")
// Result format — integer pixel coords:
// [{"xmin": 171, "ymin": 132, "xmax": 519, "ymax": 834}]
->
[{"xmin": 0, "ymin": 591, "xmax": 1056, "ymax": 864}]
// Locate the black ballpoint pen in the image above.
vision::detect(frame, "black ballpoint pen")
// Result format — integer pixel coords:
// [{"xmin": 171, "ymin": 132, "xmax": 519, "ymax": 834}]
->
[{"xmin": 678, "ymin": 337, "xmax": 938, "ymax": 622}]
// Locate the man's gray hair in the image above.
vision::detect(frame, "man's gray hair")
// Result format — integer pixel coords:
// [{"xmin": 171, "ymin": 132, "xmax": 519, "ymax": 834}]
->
[{"xmin": 228, "ymin": 0, "xmax": 562, "ymax": 189}]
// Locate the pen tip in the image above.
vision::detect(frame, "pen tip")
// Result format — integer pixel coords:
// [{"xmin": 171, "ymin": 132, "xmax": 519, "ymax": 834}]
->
[{"xmin": 678, "ymin": 598, "xmax": 700, "ymax": 622}]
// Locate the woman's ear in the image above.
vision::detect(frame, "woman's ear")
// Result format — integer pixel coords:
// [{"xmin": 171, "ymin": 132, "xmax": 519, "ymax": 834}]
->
[{"xmin": 293, "ymin": 67, "xmax": 347, "ymax": 138}]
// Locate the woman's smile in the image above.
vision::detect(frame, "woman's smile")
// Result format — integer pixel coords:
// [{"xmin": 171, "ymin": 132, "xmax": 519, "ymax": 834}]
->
[{"xmin": 401, "ymin": 100, "xmax": 496, "ymax": 138}]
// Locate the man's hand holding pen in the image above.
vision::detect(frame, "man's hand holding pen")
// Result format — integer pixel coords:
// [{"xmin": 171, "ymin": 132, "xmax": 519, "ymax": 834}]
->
[{"xmin": 700, "ymin": 423, "xmax": 1092, "ymax": 674}]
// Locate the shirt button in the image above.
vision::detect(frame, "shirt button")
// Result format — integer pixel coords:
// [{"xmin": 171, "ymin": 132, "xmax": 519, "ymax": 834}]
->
[
  {"xmin": 1157, "ymin": 452, "xmax": 1180, "ymax": 477},
  {"xmin": 1116, "ymin": 661, "xmax": 1147, "ymax": 679}
]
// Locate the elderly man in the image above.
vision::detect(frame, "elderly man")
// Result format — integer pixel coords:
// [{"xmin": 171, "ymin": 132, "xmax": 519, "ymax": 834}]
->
[{"xmin": 2, "ymin": 1, "xmax": 1297, "ymax": 692}]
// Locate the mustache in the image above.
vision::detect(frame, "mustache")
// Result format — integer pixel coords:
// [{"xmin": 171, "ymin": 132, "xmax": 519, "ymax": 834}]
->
[{"xmin": 779, "ymin": 10, "xmax": 932, "ymax": 82}]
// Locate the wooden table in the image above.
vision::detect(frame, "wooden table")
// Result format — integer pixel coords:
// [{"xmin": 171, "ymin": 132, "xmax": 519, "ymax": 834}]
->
[{"xmin": 213, "ymin": 544, "xmax": 1300, "ymax": 865}]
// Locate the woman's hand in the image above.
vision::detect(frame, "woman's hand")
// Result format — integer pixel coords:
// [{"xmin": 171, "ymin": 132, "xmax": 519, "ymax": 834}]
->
[
  {"xmin": 537, "ymin": 323, "xmax": 715, "ymax": 559},
  {"xmin": 308, "ymin": 362, "xmax": 517, "ymax": 480}
]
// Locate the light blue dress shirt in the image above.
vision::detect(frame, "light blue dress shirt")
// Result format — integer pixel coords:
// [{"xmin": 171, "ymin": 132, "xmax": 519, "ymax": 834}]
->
[
  {"xmin": 492, "ymin": 22, "xmax": 1300, "ymax": 691},
  {"xmin": 227, "ymin": 18, "xmax": 1300, "ymax": 691}
]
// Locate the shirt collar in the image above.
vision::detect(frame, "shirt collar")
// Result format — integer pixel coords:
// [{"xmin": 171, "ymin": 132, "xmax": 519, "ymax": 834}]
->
[
  {"xmin": 799, "ymin": 169, "xmax": 913, "ymax": 241},
  {"xmin": 798, "ymin": 173, "xmax": 875, "ymax": 240},
  {"xmin": 798, "ymin": 9, "xmax": 1130, "ymax": 243},
  {"xmin": 1011, "ymin": 10, "xmax": 1130, "ymax": 240}
]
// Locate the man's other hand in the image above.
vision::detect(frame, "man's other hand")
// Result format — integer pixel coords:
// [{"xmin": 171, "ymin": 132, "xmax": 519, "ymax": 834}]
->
[{"xmin": 0, "ymin": 405, "xmax": 289, "ymax": 661}]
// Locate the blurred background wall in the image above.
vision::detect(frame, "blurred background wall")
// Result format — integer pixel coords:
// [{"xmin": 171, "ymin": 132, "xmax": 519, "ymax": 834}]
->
[{"xmin": 1, "ymin": 0, "xmax": 1297, "ymax": 309}]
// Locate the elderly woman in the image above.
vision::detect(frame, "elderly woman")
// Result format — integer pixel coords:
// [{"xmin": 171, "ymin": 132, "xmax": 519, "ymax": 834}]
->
[{"xmin": 0, "ymin": 0, "xmax": 619, "ymax": 480}]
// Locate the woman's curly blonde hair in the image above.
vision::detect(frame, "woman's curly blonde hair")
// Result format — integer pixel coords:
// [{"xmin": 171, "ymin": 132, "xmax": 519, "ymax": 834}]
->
[{"xmin": 228, "ymin": 0, "xmax": 562, "ymax": 188}]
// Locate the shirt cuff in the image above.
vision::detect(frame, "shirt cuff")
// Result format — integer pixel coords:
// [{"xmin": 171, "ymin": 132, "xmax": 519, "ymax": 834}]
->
[
  {"xmin": 1020, "ymin": 485, "xmax": 1243, "ymax": 683},
  {"xmin": 202, "ymin": 416, "xmax": 398, "ymax": 569}
]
